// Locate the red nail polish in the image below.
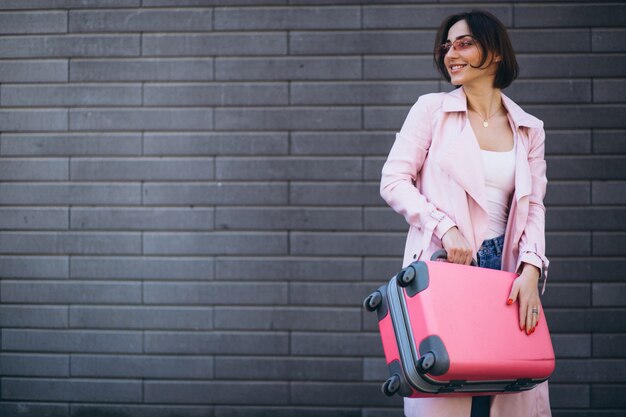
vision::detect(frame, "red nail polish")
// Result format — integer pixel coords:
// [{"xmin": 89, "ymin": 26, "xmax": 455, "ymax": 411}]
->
[{"xmin": 507, "ymin": 298, "xmax": 513, "ymax": 305}]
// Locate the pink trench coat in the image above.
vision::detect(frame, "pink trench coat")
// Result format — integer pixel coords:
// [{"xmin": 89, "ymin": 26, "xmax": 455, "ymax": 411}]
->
[{"xmin": 380, "ymin": 87, "xmax": 552, "ymax": 417}]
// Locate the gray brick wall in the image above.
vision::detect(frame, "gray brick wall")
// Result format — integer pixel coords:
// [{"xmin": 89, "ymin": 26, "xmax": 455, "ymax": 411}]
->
[{"xmin": 0, "ymin": 1, "xmax": 624, "ymax": 416}]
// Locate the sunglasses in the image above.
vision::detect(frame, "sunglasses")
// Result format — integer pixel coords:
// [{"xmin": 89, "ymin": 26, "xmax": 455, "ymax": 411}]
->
[{"xmin": 438, "ymin": 36, "xmax": 476, "ymax": 55}]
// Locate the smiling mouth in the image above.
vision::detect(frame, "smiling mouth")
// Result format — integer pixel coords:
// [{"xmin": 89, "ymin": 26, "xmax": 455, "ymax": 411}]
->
[{"xmin": 450, "ymin": 64, "xmax": 467, "ymax": 71}]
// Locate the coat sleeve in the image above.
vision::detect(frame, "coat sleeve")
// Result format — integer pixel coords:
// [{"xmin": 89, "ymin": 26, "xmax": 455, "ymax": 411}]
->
[
  {"xmin": 516, "ymin": 124, "xmax": 550, "ymax": 292},
  {"xmin": 380, "ymin": 95, "xmax": 456, "ymax": 241}
]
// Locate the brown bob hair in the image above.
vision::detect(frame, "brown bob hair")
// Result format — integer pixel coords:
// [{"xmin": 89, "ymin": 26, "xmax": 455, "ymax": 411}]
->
[{"xmin": 434, "ymin": 10, "xmax": 519, "ymax": 89}]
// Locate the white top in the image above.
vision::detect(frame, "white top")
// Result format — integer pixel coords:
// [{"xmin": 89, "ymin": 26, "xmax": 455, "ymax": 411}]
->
[{"xmin": 480, "ymin": 143, "xmax": 516, "ymax": 239}]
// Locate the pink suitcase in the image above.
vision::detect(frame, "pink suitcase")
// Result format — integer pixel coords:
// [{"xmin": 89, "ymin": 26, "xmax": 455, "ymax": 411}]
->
[{"xmin": 364, "ymin": 251, "xmax": 555, "ymax": 397}]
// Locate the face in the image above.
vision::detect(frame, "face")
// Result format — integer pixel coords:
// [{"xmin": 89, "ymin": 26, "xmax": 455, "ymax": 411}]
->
[{"xmin": 443, "ymin": 20, "xmax": 499, "ymax": 87}]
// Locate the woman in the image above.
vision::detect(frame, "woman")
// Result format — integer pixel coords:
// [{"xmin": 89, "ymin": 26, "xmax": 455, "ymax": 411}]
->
[{"xmin": 379, "ymin": 10, "xmax": 551, "ymax": 417}]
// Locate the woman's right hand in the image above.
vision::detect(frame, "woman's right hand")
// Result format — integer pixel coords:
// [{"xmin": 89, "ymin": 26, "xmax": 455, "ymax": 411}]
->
[{"xmin": 441, "ymin": 227, "xmax": 474, "ymax": 265}]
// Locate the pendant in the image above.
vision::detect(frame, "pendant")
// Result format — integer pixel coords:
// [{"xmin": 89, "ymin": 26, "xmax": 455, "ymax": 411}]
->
[{"xmin": 482, "ymin": 120, "xmax": 489, "ymax": 128}]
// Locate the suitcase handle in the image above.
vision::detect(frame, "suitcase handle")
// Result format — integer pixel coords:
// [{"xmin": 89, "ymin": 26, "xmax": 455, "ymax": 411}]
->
[{"xmin": 430, "ymin": 249, "xmax": 478, "ymax": 267}]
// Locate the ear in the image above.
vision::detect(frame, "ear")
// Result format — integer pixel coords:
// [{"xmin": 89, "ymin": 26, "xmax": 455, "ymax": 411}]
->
[{"xmin": 494, "ymin": 55, "xmax": 502, "ymax": 62}]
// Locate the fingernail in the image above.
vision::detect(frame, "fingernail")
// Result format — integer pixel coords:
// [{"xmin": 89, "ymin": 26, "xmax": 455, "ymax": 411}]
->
[{"xmin": 507, "ymin": 298, "xmax": 513, "ymax": 305}]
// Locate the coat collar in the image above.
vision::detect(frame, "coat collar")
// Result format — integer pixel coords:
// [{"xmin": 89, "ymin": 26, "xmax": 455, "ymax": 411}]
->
[{"xmin": 441, "ymin": 87, "xmax": 543, "ymax": 130}]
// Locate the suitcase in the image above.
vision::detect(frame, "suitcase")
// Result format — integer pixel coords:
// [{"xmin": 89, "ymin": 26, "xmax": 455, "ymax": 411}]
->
[{"xmin": 364, "ymin": 251, "xmax": 555, "ymax": 398}]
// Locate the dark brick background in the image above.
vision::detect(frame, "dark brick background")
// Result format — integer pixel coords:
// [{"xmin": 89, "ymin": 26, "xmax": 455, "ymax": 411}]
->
[{"xmin": 0, "ymin": 1, "xmax": 624, "ymax": 416}]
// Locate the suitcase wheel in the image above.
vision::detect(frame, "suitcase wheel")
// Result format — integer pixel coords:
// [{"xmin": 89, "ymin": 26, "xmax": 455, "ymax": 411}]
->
[
  {"xmin": 417, "ymin": 351, "xmax": 436, "ymax": 373},
  {"xmin": 363, "ymin": 291, "xmax": 383, "ymax": 312},
  {"xmin": 381, "ymin": 374, "xmax": 401, "ymax": 396},
  {"xmin": 397, "ymin": 266, "xmax": 416, "ymax": 287}
]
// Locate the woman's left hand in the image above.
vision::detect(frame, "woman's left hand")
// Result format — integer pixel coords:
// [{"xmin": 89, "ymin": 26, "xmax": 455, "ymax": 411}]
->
[{"xmin": 507, "ymin": 263, "xmax": 542, "ymax": 335}]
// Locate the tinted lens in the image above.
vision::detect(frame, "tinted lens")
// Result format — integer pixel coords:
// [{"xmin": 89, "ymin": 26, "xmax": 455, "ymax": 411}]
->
[{"xmin": 439, "ymin": 42, "xmax": 451, "ymax": 54}]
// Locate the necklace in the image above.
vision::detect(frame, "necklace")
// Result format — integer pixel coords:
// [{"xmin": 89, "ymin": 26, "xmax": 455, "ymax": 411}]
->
[{"xmin": 472, "ymin": 105, "xmax": 501, "ymax": 128}]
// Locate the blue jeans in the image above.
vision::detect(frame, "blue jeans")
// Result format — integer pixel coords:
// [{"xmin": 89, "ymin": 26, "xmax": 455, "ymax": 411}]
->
[{"xmin": 471, "ymin": 234, "xmax": 504, "ymax": 417}]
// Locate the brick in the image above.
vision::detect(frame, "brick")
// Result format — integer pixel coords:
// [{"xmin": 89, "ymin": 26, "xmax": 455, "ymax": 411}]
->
[
  {"xmin": 145, "ymin": 380, "xmax": 288, "ymax": 405},
  {"xmin": 547, "ymin": 156, "xmax": 626, "ymax": 179},
  {"xmin": 362, "ymin": 409, "xmax": 405, "ymax": 417},
  {"xmin": 1, "ymin": 329, "xmax": 143, "ymax": 353},
  {"xmin": 549, "ymin": 384, "xmax": 590, "ymax": 408},
  {"xmin": 1, "ymin": 83, "xmax": 142, "ymax": 106},
  {"xmin": 2, "ymin": 378, "xmax": 142, "ymax": 402},
  {"xmin": 70, "ymin": 404, "xmax": 213, "ymax": 417},
  {"xmin": 215, "ymin": 257, "xmax": 362, "ymax": 281},
  {"xmin": 0, "ymin": 0, "xmax": 139, "ymax": 8},
  {"xmin": 71, "ymin": 256, "xmax": 214, "ymax": 280},
  {"xmin": 144, "ymin": 82, "xmax": 288, "ymax": 106},
  {"xmin": 290, "ymin": 81, "xmax": 437, "ymax": 105},
  {"xmin": 514, "ymin": 4, "xmax": 626, "ymax": 28},
  {"xmin": 593, "ymin": 334, "xmax": 626, "ymax": 357},
  {"xmin": 0, "ymin": 207, "xmax": 68, "ymax": 230},
  {"xmin": 0, "ymin": 109, "xmax": 67, "ymax": 131},
  {"xmin": 143, "ymin": 182, "xmax": 288, "ymax": 206},
  {"xmin": 70, "ymin": 8, "xmax": 213, "ymax": 32},
  {"xmin": 363, "ymin": 106, "xmax": 406, "ymax": 130},
  {"xmin": 142, "ymin": 33, "xmax": 286, "ymax": 56},
  {"xmin": 539, "ymin": 105, "xmax": 626, "ymax": 129},
  {"xmin": 592, "ymin": 29, "xmax": 626, "ymax": 52},
  {"xmin": 70, "ymin": 306, "xmax": 213, "ymax": 330},
  {"xmin": 0, "ymin": 232, "xmax": 141, "ymax": 255},
  {"xmin": 71, "ymin": 58, "xmax": 213, "ymax": 81},
  {"xmin": 71, "ymin": 207, "xmax": 214, "ymax": 230},
  {"xmin": 214, "ymin": 6, "xmax": 359, "ymax": 30},
  {"xmin": 363, "ymin": 5, "xmax": 512, "ymax": 28},
  {"xmin": 69, "ymin": 108, "xmax": 213, "ymax": 131},
  {"xmin": 363, "ymin": 258, "xmax": 403, "ymax": 282},
  {"xmin": 143, "ymin": 0, "xmax": 285, "ymax": 4},
  {"xmin": 0, "ymin": 353, "xmax": 69, "ymax": 377},
  {"xmin": 0, "ymin": 60, "xmax": 67, "ymax": 82},
  {"xmin": 71, "ymin": 354, "xmax": 213, "ymax": 379},
  {"xmin": 144, "ymin": 331, "xmax": 288, "ymax": 354},
  {"xmin": 593, "ymin": 131, "xmax": 626, "ymax": 154},
  {"xmin": 593, "ymin": 232, "xmax": 626, "ymax": 256},
  {"xmin": 214, "ymin": 356, "xmax": 361, "ymax": 380},
  {"xmin": 546, "ymin": 208, "xmax": 626, "ymax": 231},
  {"xmin": 588, "ymin": 309, "xmax": 626, "ymax": 332},
  {"xmin": 364, "ymin": 208, "xmax": 408, "ymax": 231},
  {"xmin": 552, "ymin": 334, "xmax": 591, "ymax": 358},
  {"xmin": 592, "ymin": 181, "xmax": 626, "ymax": 204},
  {"xmin": 510, "ymin": 29, "xmax": 590, "ymax": 53},
  {"xmin": 0, "ymin": 11, "xmax": 66, "ymax": 34},
  {"xmin": 543, "ymin": 309, "xmax": 587, "ymax": 333},
  {"xmin": 363, "ymin": 157, "xmax": 385, "ymax": 180},
  {"xmin": 290, "ymin": 232, "xmax": 405, "ymax": 256},
  {"xmin": 593, "ymin": 283, "xmax": 626, "ymax": 307},
  {"xmin": 548, "ymin": 258, "xmax": 626, "ymax": 282},
  {"xmin": 1, "ymin": 281, "xmax": 142, "ymax": 304},
  {"xmin": 291, "ymin": 332, "xmax": 383, "ymax": 356},
  {"xmin": 215, "ymin": 406, "xmax": 360, "ymax": 417},
  {"xmin": 215, "ymin": 107, "xmax": 360, "ymax": 130},
  {"xmin": 216, "ymin": 57, "xmax": 361, "ymax": 80},
  {"xmin": 594, "ymin": 80, "xmax": 626, "ymax": 103},
  {"xmin": 362, "ymin": 357, "xmax": 386, "ymax": 381},
  {"xmin": 518, "ymin": 54, "xmax": 626, "ymax": 78},
  {"xmin": 214, "ymin": 307, "xmax": 361, "ymax": 331},
  {"xmin": 143, "ymin": 232, "xmax": 287, "ymax": 255},
  {"xmin": 0, "ymin": 306, "xmax": 68, "ymax": 328},
  {"xmin": 0, "ymin": 255, "xmax": 68, "ymax": 279},
  {"xmin": 291, "ymin": 132, "xmax": 393, "ymax": 156},
  {"xmin": 592, "ymin": 385, "xmax": 626, "ymax": 408},
  {"xmin": 215, "ymin": 207, "xmax": 361, "ymax": 231},
  {"xmin": 290, "ymin": 31, "xmax": 434, "ymax": 55},
  {"xmin": 0, "ymin": 183, "xmax": 141, "ymax": 205},
  {"xmin": 1, "ymin": 133, "xmax": 143, "ymax": 156},
  {"xmin": 290, "ymin": 382, "xmax": 398, "ymax": 407},
  {"xmin": 144, "ymin": 132, "xmax": 288, "ymax": 156},
  {"xmin": 0, "ymin": 403, "xmax": 68, "ymax": 417},
  {"xmin": 216, "ymin": 157, "xmax": 360, "ymax": 180},
  {"xmin": 544, "ymin": 130, "xmax": 591, "ymax": 155},
  {"xmin": 506, "ymin": 80, "xmax": 591, "ymax": 104},
  {"xmin": 290, "ymin": 182, "xmax": 382, "ymax": 206},
  {"xmin": 545, "ymin": 182, "xmax": 590, "ymax": 205},
  {"xmin": 0, "ymin": 157, "xmax": 68, "ymax": 180},
  {"xmin": 541, "ymin": 284, "xmax": 591, "ymax": 308},
  {"xmin": 551, "ymin": 359, "xmax": 626, "ymax": 383},
  {"xmin": 0, "ymin": 35, "xmax": 139, "ymax": 58},
  {"xmin": 363, "ymin": 56, "xmax": 439, "ymax": 80},
  {"xmin": 144, "ymin": 282, "xmax": 287, "ymax": 305}
]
